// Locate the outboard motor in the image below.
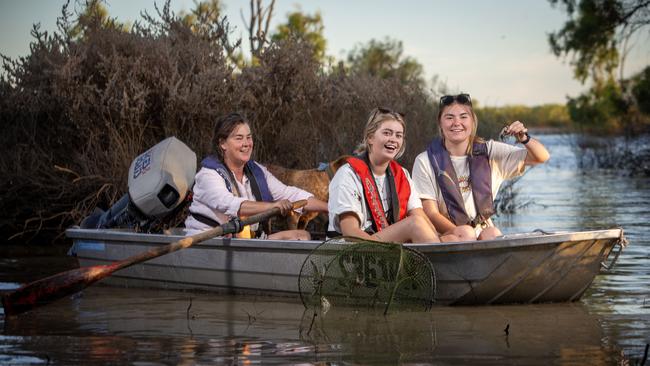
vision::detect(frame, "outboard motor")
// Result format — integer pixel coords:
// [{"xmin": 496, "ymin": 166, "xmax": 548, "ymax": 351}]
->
[{"xmin": 81, "ymin": 136, "xmax": 197, "ymax": 230}]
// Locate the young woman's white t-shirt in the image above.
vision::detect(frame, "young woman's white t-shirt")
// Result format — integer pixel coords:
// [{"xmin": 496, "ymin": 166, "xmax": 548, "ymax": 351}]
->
[
  {"xmin": 411, "ymin": 140, "xmax": 527, "ymax": 224},
  {"xmin": 328, "ymin": 163, "xmax": 422, "ymax": 234}
]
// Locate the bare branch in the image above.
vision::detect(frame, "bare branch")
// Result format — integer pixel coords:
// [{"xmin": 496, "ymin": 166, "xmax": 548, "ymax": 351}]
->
[{"xmin": 244, "ymin": 0, "xmax": 275, "ymax": 58}]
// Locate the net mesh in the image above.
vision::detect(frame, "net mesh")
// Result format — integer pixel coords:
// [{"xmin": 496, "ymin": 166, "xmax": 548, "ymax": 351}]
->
[{"xmin": 299, "ymin": 237, "xmax": 435, "ymax": 314}]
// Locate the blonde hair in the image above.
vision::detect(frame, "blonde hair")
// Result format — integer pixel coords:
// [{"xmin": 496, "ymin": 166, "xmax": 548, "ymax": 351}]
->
[
  {"xmin": 437, "ymin": 102, "xmax": 484, "ymax": 155},
  {"xmin": 355, "ymin": 107, "xmax": 406, "ymax": 159}
]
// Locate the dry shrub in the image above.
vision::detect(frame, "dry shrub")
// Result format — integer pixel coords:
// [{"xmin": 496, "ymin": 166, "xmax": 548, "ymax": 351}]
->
[
  {"xmin": 0, "ymin": 4, "xmax": 233, "ymax": 243},
  {"xmin": 0, "ymin": 3, "xmax": 438, "ymax": 244},
  {"xmin": 238, "ymin": 38, "xmax": 437, "ymax": 168}
]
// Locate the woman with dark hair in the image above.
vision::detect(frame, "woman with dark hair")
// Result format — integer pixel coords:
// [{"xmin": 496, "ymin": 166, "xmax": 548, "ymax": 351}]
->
[
  {"xmin": 412, "ymin": 93, "xmax": 550, "ymax": 241},
  {"xmin": 327, "ymin": 107, "xmax": 442, "ymax": 243},
  {"xmin": 185, "ymin": 112, "xmax": 328, "ymax": 240}
]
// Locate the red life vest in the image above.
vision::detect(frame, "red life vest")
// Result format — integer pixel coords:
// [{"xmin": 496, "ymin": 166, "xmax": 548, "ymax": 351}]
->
[{"xmin": 347, "ymin": 156, "xmax": 411, "ymax": 232}]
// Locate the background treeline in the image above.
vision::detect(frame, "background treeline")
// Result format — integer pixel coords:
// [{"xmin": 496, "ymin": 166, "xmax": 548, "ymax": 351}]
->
[
  {"xmin": 549, "ymin": 0, "xmax": 650, "ymax": 135},
  {"xmin": 477, "ymin": 104, "xmax": 571, "ymax": 131}
]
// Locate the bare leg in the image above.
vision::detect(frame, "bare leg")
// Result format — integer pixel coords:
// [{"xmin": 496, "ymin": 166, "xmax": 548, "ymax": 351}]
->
[
  {"xmin": 445, "ymin": 225, "xmax": 476, "ymax": 241},
  {"xmin": 372, "ymin": 215, "xmax": 440, "ymax": 244},
  {"xmin": 440, "ymin": 233, "xmax": 460, "ymax": 242},
  {"xmin": 478, "ymin": 226, "xmax": 502, "ymax": 240},
  {"xmin": 268, "ymin": 229, "xmax": 311, "ymax": 241}
]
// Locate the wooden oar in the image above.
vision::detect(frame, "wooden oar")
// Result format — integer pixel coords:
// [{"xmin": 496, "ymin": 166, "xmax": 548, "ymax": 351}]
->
[{"xmin": 1, "ymin": 200, "xmax": 307, "ymax": 316}]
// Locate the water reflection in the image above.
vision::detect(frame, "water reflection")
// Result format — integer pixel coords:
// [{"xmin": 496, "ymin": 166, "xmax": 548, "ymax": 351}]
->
[
  {"xmin": 301, "ymin": 302, "xmax": 615, "ymax": 364},
  {"xmin": 0, "ymin": 286, "xmax": 624, "ymax": 365}
]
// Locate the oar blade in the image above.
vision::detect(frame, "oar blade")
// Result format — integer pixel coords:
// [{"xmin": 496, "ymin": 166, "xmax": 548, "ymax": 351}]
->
[{"xmin": 2, "ymin": 264, "xmax": 118, "ymax": 316}]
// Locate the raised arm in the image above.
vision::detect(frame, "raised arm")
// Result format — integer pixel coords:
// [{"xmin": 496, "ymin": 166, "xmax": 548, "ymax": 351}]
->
[{"xmin": 504, "ymin": 120, "xmax": 550, "ymax": 165}]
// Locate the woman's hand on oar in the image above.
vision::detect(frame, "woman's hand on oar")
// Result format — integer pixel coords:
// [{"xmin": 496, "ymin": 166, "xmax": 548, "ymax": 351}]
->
[{"xmin": 1, "ymin": 200, "xmax": 307, "ymax": 316}]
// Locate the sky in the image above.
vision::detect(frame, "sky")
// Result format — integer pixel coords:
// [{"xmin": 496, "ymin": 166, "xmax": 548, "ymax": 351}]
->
[{"xmin": 1, "ymin": 0, "xmax": 649, "ymax": 107}]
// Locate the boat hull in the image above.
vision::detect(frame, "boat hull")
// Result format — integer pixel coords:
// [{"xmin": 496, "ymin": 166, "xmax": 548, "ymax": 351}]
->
[{"xmin": 66, "ymin": 228, "xmax": 625, "ymax": 305}]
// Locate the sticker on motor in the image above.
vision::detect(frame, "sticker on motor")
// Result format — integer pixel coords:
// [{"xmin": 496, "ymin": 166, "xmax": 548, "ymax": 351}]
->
[{"xmin": 133, "ymin": 150, "xmax": 152, "ymax": 179}]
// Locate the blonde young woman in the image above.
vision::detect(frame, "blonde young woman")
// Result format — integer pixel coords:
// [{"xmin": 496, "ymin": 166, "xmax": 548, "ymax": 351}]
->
[
  {"xmin": 412, "ymin": 94, "xmax": 550, "ymax": 241},
  {"xmin": 327, "ymin": 107, "xmax": 443, "ymax": 243}
]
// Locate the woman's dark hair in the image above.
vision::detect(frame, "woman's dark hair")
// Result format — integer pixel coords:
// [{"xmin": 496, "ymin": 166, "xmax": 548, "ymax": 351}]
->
[{"xmin": 213, "ymin": 112, "xmax": 249, "ymax": 158}]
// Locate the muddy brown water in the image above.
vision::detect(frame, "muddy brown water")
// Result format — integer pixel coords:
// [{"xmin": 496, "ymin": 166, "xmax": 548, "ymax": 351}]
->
[{"xmin": 1, "ymin": 134, "xmax": 649, "ymax": 365}]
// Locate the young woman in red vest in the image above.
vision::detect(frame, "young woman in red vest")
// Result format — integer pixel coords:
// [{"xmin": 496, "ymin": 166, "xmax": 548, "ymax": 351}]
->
[
  {"xmin": 412, "ymin": 94, "xmax": 550, "ymax": 241},
  {"xmin": 327, "ymin": 107, "xmax": 443, "ymax": 243}
]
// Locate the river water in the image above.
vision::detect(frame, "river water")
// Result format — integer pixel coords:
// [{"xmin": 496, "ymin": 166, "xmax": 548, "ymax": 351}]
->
[{"xmin": 1, "ymin": 134, "xmax": 649, "ymax": 365}]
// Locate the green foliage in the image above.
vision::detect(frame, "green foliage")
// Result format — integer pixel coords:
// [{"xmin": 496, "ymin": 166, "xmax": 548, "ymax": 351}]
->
[
  {"xmin": 69, "ymin": 0, "xmax": 130, "ymax": 38},
  {"xmin": 346, "ymin": 37, "xmax": 425, "ymax": 87},
  {"xmin": 179, "ymin": 0, "xmax": 223, "ymax": 26},
  {"xmin": 548, "ymin": 0, "xmax": 625, "ymax": 84},
  {"xmin": 567, "ymin": 78, "xmax": 628, "ymax": 133},
  {"xmin": 477, "ymin": 104, "xmax": 572, "ymax": 134},
  {"xmin": 271, "ymin": 9, "xmax": 328, "ymax": 63},
  {"xmin": 177, "ymin": 0, "xmax": 244, "ymax": 67},
  {"xmin": 632, "ymin": 65, "xmax": 650, "ymax": 115},
  {"xmin": 549, "ymin": 0, "xmax": 650, "ymax": 133}
]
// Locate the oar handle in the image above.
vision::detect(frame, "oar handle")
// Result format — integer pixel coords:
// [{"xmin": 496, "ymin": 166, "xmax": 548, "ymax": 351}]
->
[
  {"xmin": 116, "ymin": 199, "xmax": 308, "ymax": 269},
  {"xmin": 224, "ymin": 199, "xmax": 308, "ymax": 234}
]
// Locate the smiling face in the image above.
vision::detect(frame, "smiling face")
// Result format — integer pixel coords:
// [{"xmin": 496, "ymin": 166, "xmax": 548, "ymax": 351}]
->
[
  {"xmin": 367, "ymin": 119, "xmax": 404, "ymax": 163},
  {"xmin": 439, "ymin": 103, "xmax": 475, "ymax": 147},
  {"xmin": 220, "ymin": 122, "xmax": 253, "ymax": 167}
]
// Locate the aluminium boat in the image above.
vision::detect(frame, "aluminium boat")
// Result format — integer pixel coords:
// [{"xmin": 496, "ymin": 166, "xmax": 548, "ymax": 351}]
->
[{"xmin": 66, "ymin": 227, "xmax": 626, "ymax": 305}]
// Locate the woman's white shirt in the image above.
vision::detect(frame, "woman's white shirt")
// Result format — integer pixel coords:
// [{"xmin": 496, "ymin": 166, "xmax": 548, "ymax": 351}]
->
[
  {"xmin": 185, "ymin": 162, "xmax": 313, "ymax": 233},
  {"xmin": 328, "ymin": 163, "xmax": 422, "ymax": 234},
  {"xmin": 411, "ymin": 140, "xmax": 527, "ymax": 221}
]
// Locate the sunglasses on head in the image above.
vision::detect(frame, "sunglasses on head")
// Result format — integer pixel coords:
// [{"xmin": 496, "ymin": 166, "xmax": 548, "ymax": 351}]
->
[
  {"xmin": 439, "ymin": 93, "xmax": 472, "ymax": 108},
  {"xmin": 372, "ymin": 107, "xmax": 405, "ymax": 121}
]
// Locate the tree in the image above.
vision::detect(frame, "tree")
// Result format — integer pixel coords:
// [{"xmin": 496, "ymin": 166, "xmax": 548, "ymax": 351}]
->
[
  {"xmin": 549, "ymin": 0, "xmax": 650, "ymax": 133},
  {"xmin": 242, "ymin": 0, "xmax": 276, "ymax": 59},
  {"xmin": 178, "ymin": 0, "xmax": 243, "ymax": 67},
  {"xmin": 68, "ymin": 0, "xmax": 129, "ymax": 38},
  {"xmin": 271, "ymin": 9, "xmax": 328, "ymax": 63},
  {"xmin": 548, "ymin": 0, "xmax": 650, "ymax": 85},
  {"xmin": 632, "ymin": 65, "xmax": 650, "ymax": 114},
  {"xmin": 179, "ymin": 0, "xmax": 223, "ymax": 26},
  {"xmin": 568, "ymin": 79, "xmax": 628, "ymax": 132},
  {"xmin": 346, "ymin": 37, "xmax": 424, "ymax": 87}
]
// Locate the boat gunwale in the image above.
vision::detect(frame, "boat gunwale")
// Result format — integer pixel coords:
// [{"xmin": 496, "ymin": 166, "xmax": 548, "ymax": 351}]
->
[{"xmin": 65, "ymin": 227, "xmax": 623, "ymax": 254}]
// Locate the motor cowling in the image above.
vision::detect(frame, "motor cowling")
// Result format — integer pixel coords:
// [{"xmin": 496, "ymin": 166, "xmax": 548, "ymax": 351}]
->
[
  {"xmin": 81, "ymin": 137, "xmax": 197, "ymax": 230},
  {"xmin": 128, "ymin": 136, "xmax": 196, "ymax": 218}
]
